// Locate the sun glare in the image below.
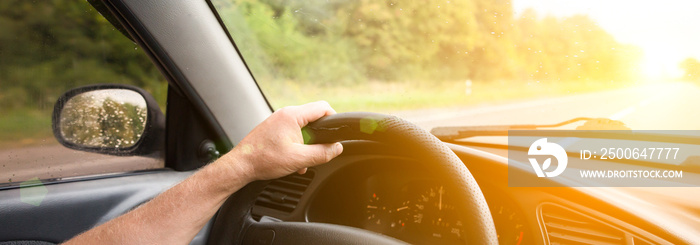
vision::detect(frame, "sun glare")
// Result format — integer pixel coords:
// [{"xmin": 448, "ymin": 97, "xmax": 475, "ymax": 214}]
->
[{"xmin": 514, "ymin": 0, "xmax": 700, "ymax": 81}]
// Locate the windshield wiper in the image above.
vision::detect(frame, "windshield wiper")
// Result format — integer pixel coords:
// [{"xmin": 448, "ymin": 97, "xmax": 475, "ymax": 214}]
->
[
  {"xmin": 431, "ymin": 117, "xmax": 594, "ymax": 140},
  {"xmin": 431, "ymin": 117, "xmax": 700, "ymax": 145}
]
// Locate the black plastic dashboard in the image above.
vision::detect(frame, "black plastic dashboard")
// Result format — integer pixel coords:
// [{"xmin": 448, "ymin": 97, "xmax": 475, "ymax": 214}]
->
[{"xmin": 241, "ymin": 141, "xmax": 694, "ymax": 244}]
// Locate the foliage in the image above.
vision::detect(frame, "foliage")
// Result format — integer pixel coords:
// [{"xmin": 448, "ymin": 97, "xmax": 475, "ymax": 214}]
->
[
  {"xmin": 0, "ymin": 0, "xmax": 647, "ymax": 111},
  {"xmin": 0, "ymin": 0, "xmax": 651, "ymax": 145},
  {"xmin": 214, "ymin": 0, "xmax": 643, "ymax": 85},
  {"xmin": 60, "ymin": 94, "xmax": 146, "ymax": 148},
  {"xmin": 514, "ymin": 12, "xmax": 643, "ymax": 82},
  {"xmin": 680, "ymin": 58, "xmax": 700, "ymax": 81},
  {"xmin": 0, "ymin": 0, "xmax": 166, "ymax": 113}
]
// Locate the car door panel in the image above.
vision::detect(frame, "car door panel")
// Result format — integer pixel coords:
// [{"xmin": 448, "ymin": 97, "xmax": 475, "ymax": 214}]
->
[{"xmin": 0, "ymin": 171, "xmax": 196, "ymax": 244}]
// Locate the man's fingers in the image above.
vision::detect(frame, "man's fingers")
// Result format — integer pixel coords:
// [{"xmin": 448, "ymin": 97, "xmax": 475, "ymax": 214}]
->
[
  {"xmin": 297, "ymin": 142, "xmax": 343, "ymax": 166},
  {"xmin": 292, "ymin": 101, "xmax": 337, "ymax": 127}
]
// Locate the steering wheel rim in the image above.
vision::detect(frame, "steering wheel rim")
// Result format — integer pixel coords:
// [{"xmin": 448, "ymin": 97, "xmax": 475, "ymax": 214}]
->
[{"xmin": 208, "ymin": 112, "xmax": 498, "ymax": 245}]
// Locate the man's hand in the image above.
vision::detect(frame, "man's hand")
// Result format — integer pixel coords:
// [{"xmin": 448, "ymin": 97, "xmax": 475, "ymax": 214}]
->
[
  {"xmin": 216, "ymin": 101, "xmax": 343, "ymax": 182},
  {"xmin": 64, "ymin": 101, "xmax": 343, "ymax": 245}
]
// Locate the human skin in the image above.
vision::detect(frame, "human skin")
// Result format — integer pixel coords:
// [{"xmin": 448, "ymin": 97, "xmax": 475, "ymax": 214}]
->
[{"xmin": 63, "ymin": 101, "xmax": 343, "ymax": 244}]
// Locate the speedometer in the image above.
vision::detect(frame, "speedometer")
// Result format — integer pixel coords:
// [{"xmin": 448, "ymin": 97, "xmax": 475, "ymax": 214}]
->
[{"xmin": 407, "ymin": 185, "xmax": 465, "ymax": 243}]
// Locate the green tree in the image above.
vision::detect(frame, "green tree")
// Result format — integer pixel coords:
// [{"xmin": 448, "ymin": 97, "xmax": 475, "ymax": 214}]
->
[
  {"xmin": 212, "ymin": 0, "xmax": 644, "ymax": 85},
  {"xmin": 60, "ymin": 95, "xmax": 146, "ymax": 148},
  {"xmin": 513, "ymin": 11, "xmax": 641, "ymax": 82},
  {"xmin": 680, "ymin": 58, "xmax": 700, "ymax": 81},
  {"xmin": 216, "ymin": 0, "xmax": 363, "ymax": 85},
  {"xmin": 0, "ymin": 0, "xmax": 167, "ymax": 112},
  {"xmin": 343, "ymin": 0, "xmax": 481, "ymax": 80}
]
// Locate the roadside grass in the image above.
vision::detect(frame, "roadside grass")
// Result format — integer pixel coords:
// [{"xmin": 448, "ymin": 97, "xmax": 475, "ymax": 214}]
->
[
  {"xmin": 0, "ymin": 109, "xmax": 53, "ymax": 148},
  {"xmin": 0, "ymin": 79, "xmax": 636, "ymax": 147},
  {"xmin": 260, "ymin": 79, "xmax": 637, "ymax": 112}
]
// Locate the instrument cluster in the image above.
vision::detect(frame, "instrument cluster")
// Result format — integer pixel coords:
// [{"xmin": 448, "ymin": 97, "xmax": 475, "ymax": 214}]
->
[
  {"xmin": 362, "ymin": 180, "xmax": 466, "ymax": 244},
  {"xmin": 305, "ymin": 161, "xmax": 529, "ymax": 244}
]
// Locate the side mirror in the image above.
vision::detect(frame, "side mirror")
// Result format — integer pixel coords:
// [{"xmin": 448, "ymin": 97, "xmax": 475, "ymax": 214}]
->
[{"xmin": 52, "ymin": 84, "xmax": 165, "ymax": 156}]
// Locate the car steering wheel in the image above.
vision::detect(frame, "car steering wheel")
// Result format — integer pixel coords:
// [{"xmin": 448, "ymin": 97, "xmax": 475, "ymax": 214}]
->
[{"xmin": 208, "ymin": 112, "xmax": 498, "ymax": 245}]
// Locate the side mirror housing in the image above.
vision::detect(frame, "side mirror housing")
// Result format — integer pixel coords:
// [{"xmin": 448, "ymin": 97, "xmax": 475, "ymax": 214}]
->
[{"xmin": 52, "ymin": 84, "xmax": 165, "ymax": 156}]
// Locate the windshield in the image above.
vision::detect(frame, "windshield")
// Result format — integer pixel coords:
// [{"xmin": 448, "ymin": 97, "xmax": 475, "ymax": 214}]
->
[{"xmin": 211, "ymin": 0, "xmax": 700, "ymax": 131}]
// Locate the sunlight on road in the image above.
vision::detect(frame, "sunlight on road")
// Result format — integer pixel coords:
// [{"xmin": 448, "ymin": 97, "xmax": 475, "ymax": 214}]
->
[{"xmin": 398, "ymin": 81, "xmax": 700, "ymax": 131}]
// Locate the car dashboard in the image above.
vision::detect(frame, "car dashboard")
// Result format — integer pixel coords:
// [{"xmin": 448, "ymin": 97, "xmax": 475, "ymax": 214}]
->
[
  {"xmin": 244, "ymin": 141, "xmax": 697, "ymax": 244},
  {"xmin": 303, "ymin": 158, "xmax": 525, "ymax": 245}
]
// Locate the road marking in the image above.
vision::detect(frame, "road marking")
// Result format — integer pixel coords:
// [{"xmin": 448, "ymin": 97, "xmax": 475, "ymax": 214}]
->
[
  {"xmin": 399, "ymin": 89, "xmax": 621, "ymax": 124},
  {"xmin": 610, "ymin": 88, "xmax": 673, "ymax": 121},
  {"xmin": 402, "ymin": 82, "xmax": 680, "ymax": 127},
  {"xmin": 609, "ymin": 106, "xmax": 636, "ymax": 120}
]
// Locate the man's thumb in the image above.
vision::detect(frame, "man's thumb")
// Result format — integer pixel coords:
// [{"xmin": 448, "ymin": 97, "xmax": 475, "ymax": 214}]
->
[{"xmin": 301, "ymin": 142, "xmax": 343, "ymax": 165}]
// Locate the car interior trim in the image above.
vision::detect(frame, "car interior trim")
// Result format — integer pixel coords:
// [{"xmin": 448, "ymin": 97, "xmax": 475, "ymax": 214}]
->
[
  {"xmin": 112, "ymin": 0, "xmax": 274, "ymax": 146},
  {"xmin": 99, "ymin": 0, "xmax": 235, "ymax": 150}
]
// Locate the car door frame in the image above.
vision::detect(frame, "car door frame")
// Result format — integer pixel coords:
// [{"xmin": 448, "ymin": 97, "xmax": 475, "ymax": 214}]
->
[{"xmin": 0, "ymin": 0, "xmax": 272, "ymax": 244}]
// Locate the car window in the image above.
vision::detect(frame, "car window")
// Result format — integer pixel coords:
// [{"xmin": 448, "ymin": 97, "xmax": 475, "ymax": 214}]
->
[
  {"xmin": 0, "ymin": 1, "xmax": 167, "ymax": 185},
  {"xmin": 211, "ymin": 0, "xmax": 700, "ymax": 132}
]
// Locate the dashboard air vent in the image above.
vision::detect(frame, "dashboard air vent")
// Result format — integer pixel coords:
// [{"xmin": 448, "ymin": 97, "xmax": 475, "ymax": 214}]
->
[
  {"xmin": 251, "ymin": 171, "xmax": 315, "ymax": 220},
  {"xmin": 540, "ymin": 204, "xmax": 626, "ymax": 245},
  {"xmin": 632, "ymin": 236, "xmax": 654, "ymax": 245}
]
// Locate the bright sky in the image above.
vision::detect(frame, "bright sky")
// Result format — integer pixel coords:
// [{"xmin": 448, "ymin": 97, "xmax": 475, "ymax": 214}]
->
[{"xmin": 513, "ymin": 0, "xmax": 700, "ymax": 80}]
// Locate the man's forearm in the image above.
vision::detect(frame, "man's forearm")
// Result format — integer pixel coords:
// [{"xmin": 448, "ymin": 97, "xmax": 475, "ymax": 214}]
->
[
  {"xmin": 63, "ymin": 101, "xmax": 342, "ymax": 244},
  {"xmin": 64, "ymin": 156, "xmax": 251, "ymax": 245}
]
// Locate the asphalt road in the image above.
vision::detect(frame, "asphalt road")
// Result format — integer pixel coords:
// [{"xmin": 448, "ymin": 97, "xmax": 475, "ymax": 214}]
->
[
  {"xmin": 395, "ymin": 81, "xmax": 700, "ymax": 131},
  {"xmin": 2, "ymin": 81, "xmax": 699, "ymax": 184},
  {"xmin": 0, "ymin": 144, "xmax": 162, "ymax": 184}
]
